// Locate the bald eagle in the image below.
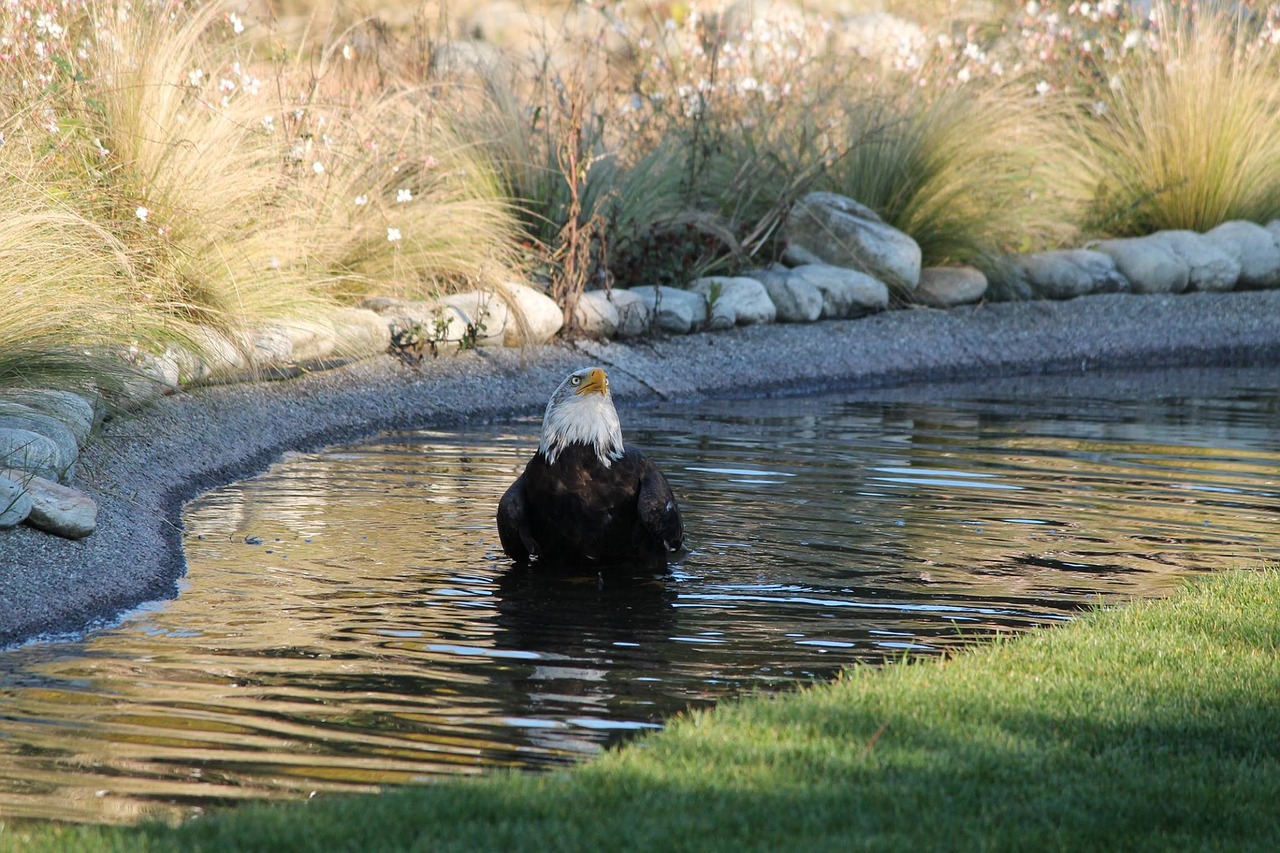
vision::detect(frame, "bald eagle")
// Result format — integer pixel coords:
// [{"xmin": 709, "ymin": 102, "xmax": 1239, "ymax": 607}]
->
[{"xmin": 497, "ymin": 366, "xmax": 684, "ymax": 569}]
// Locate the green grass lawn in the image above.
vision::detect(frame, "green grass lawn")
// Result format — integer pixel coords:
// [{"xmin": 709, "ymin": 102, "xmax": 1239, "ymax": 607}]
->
[{"xmin": 7, "ymin": 567, "xmax": 1279, "ymax": 852}]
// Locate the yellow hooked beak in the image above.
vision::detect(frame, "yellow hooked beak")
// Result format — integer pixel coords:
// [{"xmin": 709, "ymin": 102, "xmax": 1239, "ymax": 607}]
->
[{"xmin": 574, "ymin": 367, "xmax": 609, "ymax": 396}]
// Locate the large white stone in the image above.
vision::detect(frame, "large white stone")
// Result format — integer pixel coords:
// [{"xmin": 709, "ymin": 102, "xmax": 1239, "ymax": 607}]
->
[
  {"xmin": 0, "ymin": 428, "xmax": 66, "ymax": 482},
  {"xmin": 574, "ymin": 290, "xmax": 620, "ymax": 338},
  {"xmin": 0, "ymin": 473, "xmax": 33, "ymax": 528},
  {"xmin": 689, "ymin": 276, "xmax": 777, "ymax": 329},
  {"xmin": 438, "ymin": 291, "xmax": 510, "ymax": 346},
  {"xmin": 500, "ymin": 281, "xmax": 564, "ymax": 345},
  {"xmin": 788, "ymin": 264, "xmax": 889, "ymax": 318},
  {"xmin": 745, "ymin": 268, "xmax": 823, "ymax": 322},
  {"xmin": 784, "ymin": 192, "xmax": 922, "ymax": 292},
  {"xmin": 0, "ymin": 407, "xmax": 79, "ymax": 477},
  {"xmin": 330, "ymin": 307, "xmax": 392, "ymax": 357},
  {"xmin": 1013, "ymin": 249, "xmax": 1129, "ymax": 300},
  {"xmin": 0, "ymin": 390, "xmax": 96, "ymax": 447},
  {"xmin": 914, "ymin": 267, "xmax": 988, "ymax": 307},
  {"xmin": 1266, "ymin": 219, "xmax": 1280, "ymax": 253},
  {"xmin": 1203, "ymin": 221, "xmax": 1280, "ymax": 289},
  {"xmin": 1093, "ymin": 236, "xmax": 1190, "ymax": 294},
  {"xmin": 1147, "ymin": 230, "xmax": 1240, "ymax": 292},
  {"xmin": 2, "ymin": 469, "xmax": 96, "ymax": 539},
  {"xmin": 168, "ymin": 327, "xmax": 249, "ymax": 384},
  {"xmin": 364, "ymin": 293, "xmax": 507, "ymax": 347},
  {"xmin": 251, "ymin": 325, "xmax": 295, "ymax": 364},
  {"xmin": 609, "ymin": 289, "xmax": 652, "ymax": 337},
  {"xmin": 363, "ymin": 284, "xmax": 562, "ymax": 348},
  {"xmin": 628, "ymin": 286, "xmax": 708, "ymax": 334}
]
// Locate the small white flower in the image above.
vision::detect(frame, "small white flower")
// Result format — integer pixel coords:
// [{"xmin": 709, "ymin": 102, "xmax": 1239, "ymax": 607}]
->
[
  {"xmin": 387, "ymin": 227, "xmax": 402, "ymax": 242},
  {"xmin": 312, "ymin": 161, "xmax": 325, "ymax": 175},
  {"xmin": 262, "ymin": 115, "xmax": 275, "ymax": 131},
  {"xmin": 36, "ymin": 13, "xmax": 64, "ymax": 38},
  {"xmin": 396, "ymin": 188, "xmax": 412, "ymax": 203},
  {"xmin": 342, "ymin": 44, "xmax": 353, "ymax": 61},
  {"xmin": 188, "ymin": 68, "xmax": 204, "ymax": 87},
  {"xmin": 957, "ymin": 67, "xmax": 971, "ymax": 83},
  {"xmin": 1035, "ymin": 79, "xmax": 1051, "ymax": 95},
  {"xmin": 135, "ymin": 206, "xmax": 150, "ymax": 222},
  {"xmin": 354, "ymin": 194, "xmax": 369, "ymax": 206},
  {"xmin": 219, "ymin": 78, "xmax": 236, "ymax": 93},
  {"xmin": 229, "ymin": 12, "xmax": 244, "ymax": 34}
]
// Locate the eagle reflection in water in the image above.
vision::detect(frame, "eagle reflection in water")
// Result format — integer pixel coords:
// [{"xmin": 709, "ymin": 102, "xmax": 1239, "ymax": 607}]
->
[{"xmin": 497, "ymin": 366, "xmax": 684, "ymax": 571}]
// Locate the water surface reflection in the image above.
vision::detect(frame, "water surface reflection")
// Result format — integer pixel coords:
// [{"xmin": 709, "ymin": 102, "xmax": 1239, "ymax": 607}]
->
[{"xmin": 1, "ymin": 367, "xmax": 1278, "ymax": 823}]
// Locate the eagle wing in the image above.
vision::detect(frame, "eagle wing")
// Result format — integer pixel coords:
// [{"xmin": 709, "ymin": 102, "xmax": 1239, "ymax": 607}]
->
[
  {"xmin": 497, "ymin": 474, "xmax": 536, "ymax": 562},
  {"xmin": 636, "ymin": 454, "xmax": 683, "ymax": 553}
]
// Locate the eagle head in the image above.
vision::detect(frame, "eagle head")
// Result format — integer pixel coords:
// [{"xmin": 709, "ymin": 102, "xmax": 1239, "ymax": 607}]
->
[{"xmin": 539, "ymin": 366, "xmax": 625, "ymax": 466}]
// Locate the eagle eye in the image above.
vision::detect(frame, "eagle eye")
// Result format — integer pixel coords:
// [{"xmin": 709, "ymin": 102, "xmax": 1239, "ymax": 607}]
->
[{"xmin": 571, "ymin": 375, "xmax": 581, "ymax": 386}]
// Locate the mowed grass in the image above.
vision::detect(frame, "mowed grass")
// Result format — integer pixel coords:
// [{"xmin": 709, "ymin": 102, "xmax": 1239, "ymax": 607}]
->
[{"xmin": 7, "ymin": 567, "xmax": 1279, "ymax": 852}]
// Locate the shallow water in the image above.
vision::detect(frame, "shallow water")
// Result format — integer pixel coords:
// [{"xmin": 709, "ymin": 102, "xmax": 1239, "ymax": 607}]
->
[{"xmin": 2, "ymin": 367, "xmax": 1279, "ymax": 824}]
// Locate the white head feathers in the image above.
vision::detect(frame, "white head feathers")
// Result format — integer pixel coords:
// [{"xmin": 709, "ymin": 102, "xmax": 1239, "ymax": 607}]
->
[{"xmin": 539, "ymin": 366, "xmax": 625, "ymax": 466}]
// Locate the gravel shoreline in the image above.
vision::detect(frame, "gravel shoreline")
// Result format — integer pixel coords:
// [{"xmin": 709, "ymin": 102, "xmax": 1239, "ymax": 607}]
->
[{"xmin": 3, "ymin": 289, "xmax": 1280, "ymax": 647}]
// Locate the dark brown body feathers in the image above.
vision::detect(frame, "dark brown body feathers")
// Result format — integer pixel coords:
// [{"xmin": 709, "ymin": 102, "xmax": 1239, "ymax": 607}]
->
[{"xmin": 497, "ymin": 444, "xmax": 683, "ymax": 569}]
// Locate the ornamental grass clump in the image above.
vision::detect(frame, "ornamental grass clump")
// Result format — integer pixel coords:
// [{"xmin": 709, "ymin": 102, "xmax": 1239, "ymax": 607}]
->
[
  {"xmin": 819, "ymin": 79, "xmax": 1090, "ymax": 271},
  {"xmin": 0, "ymin": 201, "xmax": 143, "ymax": 396},
  {"xmin": 0, "ymin": 0, "xmax": 526, "ymax": 387},
  {"xmin": 1083, "ymin": 3, "xmax": 1280, "ymax": 236}
]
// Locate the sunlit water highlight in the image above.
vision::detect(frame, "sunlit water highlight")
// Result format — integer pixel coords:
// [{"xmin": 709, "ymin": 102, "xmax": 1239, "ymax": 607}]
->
[{"xmin": 2, "ymin": 368, "xmax": 1279, "ymax": 824}]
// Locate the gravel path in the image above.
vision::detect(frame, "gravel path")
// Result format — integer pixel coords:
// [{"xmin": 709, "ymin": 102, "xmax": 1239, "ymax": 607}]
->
[{"xmin": 3, "ymin": 290, "xmax": 1280, "ymax": 647}]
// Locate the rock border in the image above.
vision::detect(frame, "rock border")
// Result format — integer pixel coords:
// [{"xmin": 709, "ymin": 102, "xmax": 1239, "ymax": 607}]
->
[
  {"xmin": 3, "ymin": 289, "xmax": 1280, "ymax": 647},
  {"xmin": 11, "ymin": 207, "xmax": 1280, "ymax": 545}
]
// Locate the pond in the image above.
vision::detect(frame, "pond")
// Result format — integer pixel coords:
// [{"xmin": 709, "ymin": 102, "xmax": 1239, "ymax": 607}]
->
[{"xmin": 2, "ymin": 366, "xmax": 1278, "ymax": 824}]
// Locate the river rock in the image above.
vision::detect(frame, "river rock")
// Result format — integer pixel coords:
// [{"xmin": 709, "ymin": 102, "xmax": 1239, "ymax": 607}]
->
[
  {"xmin": 0, "ymin": 428, "xmax": 66, "ymax": 482},
  {"xmin": 177, "ymin": 328, "xmax": 247, "ymax": 380},
  {"xmin": 0, "ymin": 408, "xmax": 80, "ymax": 476},
  {"xmin": 1146, "ymin": 230, "xmax": 1240, "ymax": 292},
  {"xmin": 689, "ymin": 277, "xmax": 777, "ymax": 329},
  {"xmin": 113, "ymin": 360, "xmax": 178, "ymax": 409},
  {"xmin": 500, "ymin": 281, "xmax": 564, "ymax": 345},
  {"xmin": 252, "ymin": 325, "xmax": 296, "ymax": 364},
  {"xmin": 0, "ymin": 390, "xmax": 96, "ymax": 447},
  {"xmin": 609, "ymin": 289, "xmax": 652, "ymax": 337},
  {"xmin": 438, "ymin": 291, "xmax": 509, "ymax": 345},
  {"xmin": 1092, "ymin": 236, "xmax": 1190, "ymax": 294},
  {"xmin": 364, "ymin": 293, "xmax": 507, "ymax": 347},
  {"xmin": 744, "ymin": 267, "xmax": 823, "ymax": 322},
  {"xmin": 330, "ymin": 307, "xmax": 392, "ymax": 357},
  {"xmin": 914, "ymin": 266, "xmax": 988, "ymax": 307},
  {"xmin": 1203, "ymin": 221, "xmax": 1280, "ymax": 289},
  {"xmin": 1, "ymin": 469, "xmax": 96, "ymax": 539},
  {"xmin": 0, "ymin": 473, "xmax": 33, "ymax": 529},
  {"xmin": 788, "ymin": 264, "xmax": 889, "ymax": 318},
  {"xmin": 628, "ymin": 286, "xmax": 708, "ymax": 334},
  {"xmin": 1267, "ymin": 220, "xmax": 1280, "ymax": 252},
  {"xmin": 574, "ymin": 290, "xmax": 620, "ymax": 338},
  {"xmin": 1013, "ymin": 249, "xmax": 1129, "ymax": 300},
  {"xmin": 256, "ymin": 316, "xmax": 358, "ymax": 364},
  {"xmin": 784, "ymin": 192, "xmax": 922, "ymax": 293}
]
